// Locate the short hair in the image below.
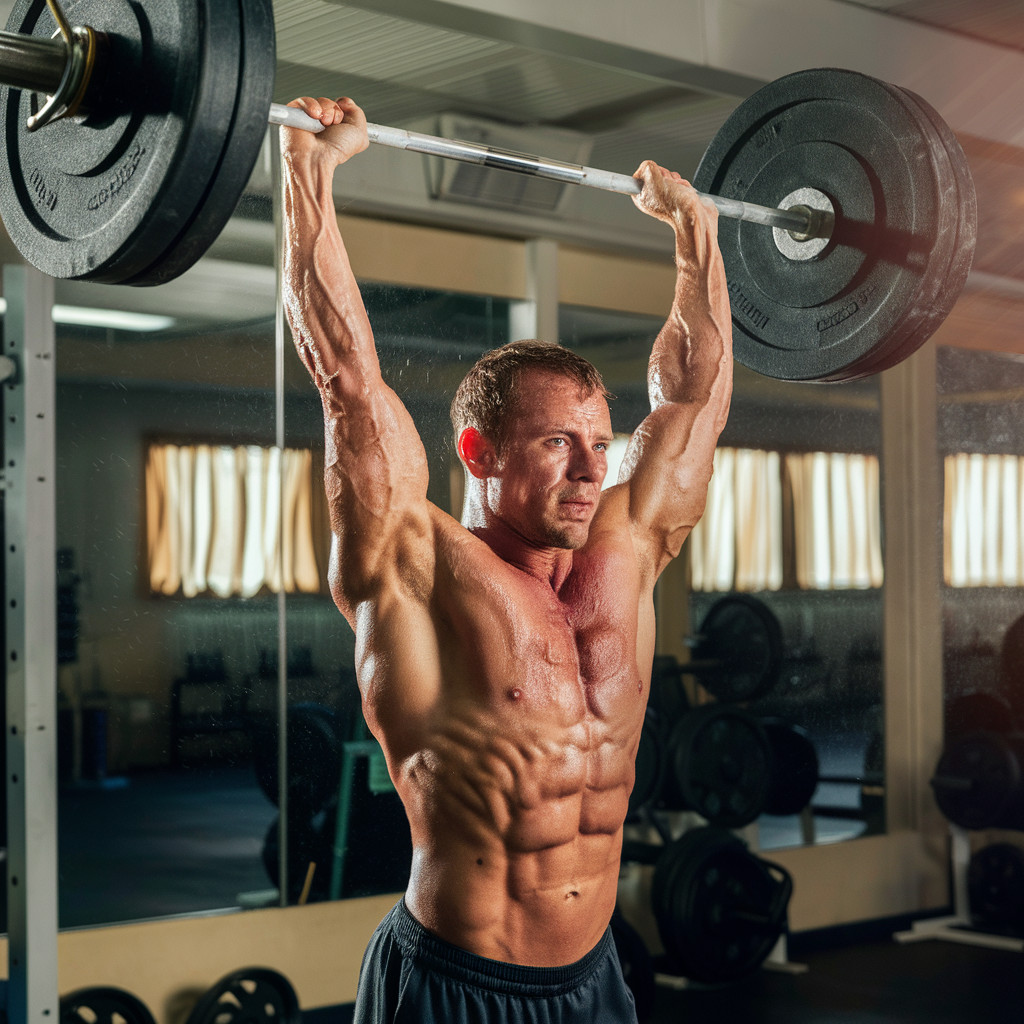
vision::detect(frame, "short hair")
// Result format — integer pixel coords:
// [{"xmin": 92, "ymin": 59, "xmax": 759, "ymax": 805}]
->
[{"xmin": 451, "ymin": 340, "xmax": 611, "ymax": 450}]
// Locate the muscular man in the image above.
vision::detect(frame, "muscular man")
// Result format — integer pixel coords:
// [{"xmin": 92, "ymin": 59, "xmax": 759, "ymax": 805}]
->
[{"xmin": 281, "ymin": 96, "xmax": 732, "ymax": 1023}]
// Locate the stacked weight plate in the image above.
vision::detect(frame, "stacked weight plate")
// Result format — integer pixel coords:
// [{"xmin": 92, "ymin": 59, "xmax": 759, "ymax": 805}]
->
[
  {"xmin": 0, "ymin": 0, "xmax": 275, "ymax": 285},
  {"xmin": 693, "ymin": 68, "xmax": 977, "ymax": 383}
]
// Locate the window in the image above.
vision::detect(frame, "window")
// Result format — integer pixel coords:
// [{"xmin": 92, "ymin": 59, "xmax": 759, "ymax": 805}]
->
[
  {"xmin": 944, "ymin": 453, "xmax": 1024, "ymax": 587},
  {"xmin": 145, "ymin": 442, "xmax": 321, "ymax": 598},
  {"xmin": 689, "ymin": 447, "xmax": 883, "ymax": 592}
]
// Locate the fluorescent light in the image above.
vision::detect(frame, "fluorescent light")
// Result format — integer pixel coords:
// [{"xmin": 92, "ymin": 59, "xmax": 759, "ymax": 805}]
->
[{"xmin": 0, "ymin": 298, "xmax": 175, "ymax": 332}]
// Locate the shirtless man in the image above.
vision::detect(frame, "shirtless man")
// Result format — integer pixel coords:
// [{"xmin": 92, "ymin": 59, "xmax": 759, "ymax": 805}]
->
[{"xmin": 281, "ymin": 96, "xmax": 732, "ymax": 1023}]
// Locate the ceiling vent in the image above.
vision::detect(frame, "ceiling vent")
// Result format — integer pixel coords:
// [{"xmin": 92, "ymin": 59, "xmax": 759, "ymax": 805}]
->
[{"xmin": 408, "ymin": 114, "xmax": 594, "ymax": 216}]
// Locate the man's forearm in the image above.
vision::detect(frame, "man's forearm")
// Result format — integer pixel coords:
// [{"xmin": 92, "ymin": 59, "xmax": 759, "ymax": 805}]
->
[{"xmin": 648, "ymin": 220, "xmax": 733, "ymax": 422}]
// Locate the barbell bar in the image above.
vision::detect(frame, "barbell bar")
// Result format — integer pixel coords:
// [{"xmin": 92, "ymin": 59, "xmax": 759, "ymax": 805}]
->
[
  {"xmin": 0, "ymin": 22, "xmax": 831, "ymax": 243},
  {"xmin": 265, "ymin": 104, "xmax": 832, "ymax": 241}
]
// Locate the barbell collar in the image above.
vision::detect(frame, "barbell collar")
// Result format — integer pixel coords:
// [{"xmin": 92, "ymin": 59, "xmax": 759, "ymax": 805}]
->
[{"xmin": 267, "ymin": 102, "xmax": 827, "ymax": 241}]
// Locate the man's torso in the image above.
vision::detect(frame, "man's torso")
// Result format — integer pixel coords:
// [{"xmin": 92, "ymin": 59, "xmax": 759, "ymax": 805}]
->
[{"xmin": 352, "ymin": 492, "xmax": 653, "ymax": 966}]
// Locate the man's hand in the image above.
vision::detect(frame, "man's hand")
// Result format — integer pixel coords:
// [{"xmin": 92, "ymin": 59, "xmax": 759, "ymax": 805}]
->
[
  {"xmin": 632, "ymin": 159, "xmax": 723, "ymax": 274},
  {"xmin": 631, "ymin": 159, "xmax": 718, "ymax": 228},
  {"xmin": 281, "ymin": 96, "xmax": 369, "ymax": 167}
]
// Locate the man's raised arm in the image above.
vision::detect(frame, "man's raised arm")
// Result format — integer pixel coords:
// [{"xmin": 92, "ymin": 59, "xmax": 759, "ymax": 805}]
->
[
  {"xmin": 280, "ymin": 97, "xmax": 432, "ymax": 621},
  {"xmin": 618, "ymin": 160, "xmax": 733, "ymax": 581}
]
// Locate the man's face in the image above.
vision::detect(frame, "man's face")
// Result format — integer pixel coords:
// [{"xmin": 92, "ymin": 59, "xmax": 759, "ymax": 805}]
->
[{"xmin": 488, "ymin": 369, "xmax": 613, "ymax": 550}]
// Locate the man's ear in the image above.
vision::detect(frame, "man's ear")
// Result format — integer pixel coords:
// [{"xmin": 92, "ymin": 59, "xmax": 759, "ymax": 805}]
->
[{"xmin": 458, "ymin": 428, "xmax": 497, "ymax": 479}]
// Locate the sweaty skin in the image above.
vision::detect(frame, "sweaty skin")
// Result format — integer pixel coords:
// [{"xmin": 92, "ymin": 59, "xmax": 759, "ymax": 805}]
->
[{"xmin": 280, "ymin": 96, "xmax": 732, "ymax": 968}]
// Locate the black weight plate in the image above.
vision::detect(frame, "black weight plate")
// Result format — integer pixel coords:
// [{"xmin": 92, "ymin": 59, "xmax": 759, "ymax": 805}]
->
[
  {"xmin": 967, "ymin": 843, "xmax": 1024, "ymax": 933},
  {"xmin": 121, "ymin": 0, "xmax": 276, "ymax": 285},
  {"xmin": 693, "ymin": 594, "xmax": 783, "ymax": 702},
  {"xmin": 61, "ymin": 987, "xmax": 156, "ymax": 1024},
  {"xmin": 252, "ymin": 702, "xmax": 341, "ymax": 812},
  {"xmin": 931, "ymin": 732, "xmax": 1024, "ymax": 830},
  {"xmin": 0, "ymin": 0, "xmax": 273, "ymax": 285},
  {"xmin": 669, "ymin": 704, "xmax": 773, "ymax": 827},
  {"xmin": 694, "ymin": 68, "xmax": 946, "ymax": 382},
  {"xmin": 629, "ymin": 706, "xmax": 666, "ymax": 815},
  {"xmin": 761, "ymin": 719, "xmax": 819, "ymax": 815},
  {"xmin": 946, "ymin": 692, "xmax": 1016, "ymax": 740},
  {"xmin": 652, "ymin": 827, "xmax": 791, "ymax": 984},
  {"xmin": 185, "ymin": 968, "xmax": 300, "ymax": 1024},
  {"xmin": 840, "ymin": 84, "xmax": 976, "ymax": 380}
]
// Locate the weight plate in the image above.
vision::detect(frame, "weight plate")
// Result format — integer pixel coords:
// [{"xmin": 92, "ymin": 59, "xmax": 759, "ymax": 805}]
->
[
  {"xmin": 761, "ymin": 719, "xmax": 819, "ymax": 815},
  {"xmin": 967, "ymin": 843, "xmax": 1024, "ymax": 933},
  {"xmin": 252, "ymin": 701, "xmax": 342, "ymax": 812},
  {"xmin": 694, "ymin": 68, "xmax": 954, "ymax": 382},
  {"xmin": 692, "ymin": 594, "xmax": 783, "ymax": 703},
  {"xmin": 185, "ymin": 968, "xmax": 300, "ymax": 1024},
  {"xmin": 629, "ymin": 706, "xmax": 666, "ymax": 816},
  {"xmin": 0, "ymin": 0, "xmax": 274, "ymax": 285},
  {"xmin": 652, "ymin": 827, "xmax": 792, "ymax": 984},
  {"xmin": 946, "ymin": 692, "xmax": 1015, "ymax": 739},
  {"xmin": 61, "ymin": 987, "xmax": 156, "ymax": 1024},
  {"xmin": 668, "ymin": 704, "xmax": 773, "ymax": 827},
  {"xmin": 121, "ymin": 0, "xmax": 276, "ymax": 285},
  {"xmin": 840, "ymin": 84, "xmax": 976, "ymax": 381},
  {"xmin": 931, "ymin": 732, "xmax": 1024, "ymax": 830}
]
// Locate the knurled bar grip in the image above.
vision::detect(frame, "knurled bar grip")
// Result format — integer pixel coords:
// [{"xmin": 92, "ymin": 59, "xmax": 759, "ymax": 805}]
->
[{"xmin": 268, "ymin": 102, "xmax": 825, "ymax": 240}]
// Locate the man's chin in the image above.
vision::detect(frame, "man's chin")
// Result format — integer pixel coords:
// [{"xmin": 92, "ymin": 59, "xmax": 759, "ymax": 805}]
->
[{"xmin": 541, "ymin": 523, "xmax": 590, "ymax": 550}]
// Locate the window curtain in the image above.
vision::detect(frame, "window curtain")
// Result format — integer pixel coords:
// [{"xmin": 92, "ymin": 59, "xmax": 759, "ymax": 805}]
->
[
  {"xmin": 944, "ymin": 453, "xmax": 1024, "ymax": 587},
  {"xmin": 690, "ymin": 448, "xmax": 783, "ymax": 592},
  {"xmin": 146, "ymin": 443, "xmax": 321, "ymax": 597},
  {"xmin": 785, "ymin": 452, "xmax": 883, "ymax": 589}
]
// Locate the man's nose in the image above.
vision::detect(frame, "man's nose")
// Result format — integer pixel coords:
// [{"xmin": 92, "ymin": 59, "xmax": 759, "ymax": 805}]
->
[{"xmin": 568, "ymin": 446, "xmax": 605, "ymax": 482}]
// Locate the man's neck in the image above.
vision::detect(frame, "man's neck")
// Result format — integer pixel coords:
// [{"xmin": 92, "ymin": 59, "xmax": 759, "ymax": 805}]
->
[{"xmin": 468, "ymin": 518, "xmax": 575, "ymax": 592}]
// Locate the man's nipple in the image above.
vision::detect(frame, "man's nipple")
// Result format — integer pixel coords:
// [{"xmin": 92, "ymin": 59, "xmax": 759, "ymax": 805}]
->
[{"xmin": 509, "ymin": 688, "xmax": 523, "ymax": 702}]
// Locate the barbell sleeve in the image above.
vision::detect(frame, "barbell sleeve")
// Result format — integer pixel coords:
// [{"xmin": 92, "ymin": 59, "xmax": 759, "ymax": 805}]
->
[{"xmin": 267, "ymin": 102, "xmax": 830, "ymax": 240}]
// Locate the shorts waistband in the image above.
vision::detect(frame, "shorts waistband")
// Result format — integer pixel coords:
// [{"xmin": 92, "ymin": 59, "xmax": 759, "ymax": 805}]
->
[{"xmin": 389, "ymin": 900, "xmax": 614, "ymax": 996}]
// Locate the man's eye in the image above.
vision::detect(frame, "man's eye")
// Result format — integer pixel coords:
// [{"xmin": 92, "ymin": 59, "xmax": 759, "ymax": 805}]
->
[
  {"xmin": 595, "ymin": 443, "xmax": 608, "ymax": 453},
  {"xmin": 549, "ymin": 437, "xmax": 567, "ymax": 446}
]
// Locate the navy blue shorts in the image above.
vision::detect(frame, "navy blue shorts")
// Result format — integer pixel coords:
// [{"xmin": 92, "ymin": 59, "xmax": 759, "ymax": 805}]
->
[{"xmin": 352, "ymin": 901, "xmax": 639, "ymax": 1023}]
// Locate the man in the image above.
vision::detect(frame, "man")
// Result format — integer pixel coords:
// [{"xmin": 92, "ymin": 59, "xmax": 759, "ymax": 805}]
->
[{"xmin": 281, "ymin": 95, "xmax": 732, "ymax": 1023}]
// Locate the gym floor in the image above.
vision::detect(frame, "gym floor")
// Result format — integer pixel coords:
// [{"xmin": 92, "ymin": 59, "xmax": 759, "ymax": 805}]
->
[{"xmin": 54, "ymin": 767, "xmax": 1023, "ymax": 1023}]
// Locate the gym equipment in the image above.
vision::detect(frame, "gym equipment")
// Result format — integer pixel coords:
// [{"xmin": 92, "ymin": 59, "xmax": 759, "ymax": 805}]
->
[
  {"xmin": 694, "ymin": 69, "xmax": 976, "ymax": 382},
  {"xmin": 761, "ymin": 719, "xmax": 819, "ymax": 816},
  {"xmin": 663, "ymin": 704, "xmax": 774, "ymax": 828},
  {"xmin": 628, "ymin": 705, "xmax": 667, "ymax": 816},
  {"xmin": 651, "ymin": 826, "xmax": 792, "ymax": 984},
  {"xmin": 684, "ymin": 594, "xmax": 784, "ymax": 703},
  {"xmin": 0, "ymin": 2, "xmax": 976, "ymax": 384},
  {"xmin": 931, "ymin": 732, "xmax": 1024, "ymax": 831},
  {"xmin": 60, "ymin": 987, "xmax": 156, "ymax": 1024},
  {"xmin": 185, "ymin": 968, "xmax": 300, "ymax": 1024},
  {"xmin": 250, "ymin": 701, "xmax": 342, "ymax": 813},
  {"xmin": 967, "ymin": 842, "xmax": 1024, "ymax": 935}
]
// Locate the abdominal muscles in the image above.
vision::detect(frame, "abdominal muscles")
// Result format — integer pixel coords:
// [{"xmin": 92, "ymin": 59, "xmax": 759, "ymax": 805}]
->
[{"xmin": 397, "ymin": 691, "xmax": 641, "ymax": 965}]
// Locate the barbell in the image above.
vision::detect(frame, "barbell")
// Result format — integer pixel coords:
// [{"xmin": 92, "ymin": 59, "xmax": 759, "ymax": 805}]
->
[{"xmin": 0, "ymin": 0, "xmax": 977, "ymax": 383}]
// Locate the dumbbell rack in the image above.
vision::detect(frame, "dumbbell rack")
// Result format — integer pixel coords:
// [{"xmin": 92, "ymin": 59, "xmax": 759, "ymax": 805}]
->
[{"xmin": 893, "ymin": 824, "xmax": 1024, "ymax": 951}]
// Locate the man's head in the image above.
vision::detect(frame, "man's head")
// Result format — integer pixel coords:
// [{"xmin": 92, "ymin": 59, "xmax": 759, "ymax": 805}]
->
[
  {"xmin": 451, "ymin": 341, "xmax": 614, "ymax": 550},
  {"xmin": 451, "ymin": 340, "xmax": 612, "ymax": 454}
]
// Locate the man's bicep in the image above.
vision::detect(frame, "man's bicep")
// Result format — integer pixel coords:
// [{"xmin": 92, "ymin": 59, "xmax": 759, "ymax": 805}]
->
[{"xmin": 622, "ymin": 400, "xmax": 721, "ymax": 573}]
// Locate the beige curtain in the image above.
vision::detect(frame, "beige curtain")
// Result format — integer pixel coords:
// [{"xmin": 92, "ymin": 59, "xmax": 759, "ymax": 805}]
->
[
  {"xmin": 944, "ymin": 453, "xmax": 1024, "ymax": 587},
  {"xmin": 690, "ymin": 448, "xmax": 783, "ymax": 592},
  {"xmin": 786, "ymin": 452, "xmax": 883, "ymax": 590},
  {"xmin": 146, "ymin": 443, "xmax": 321, "ymax": 597}
]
